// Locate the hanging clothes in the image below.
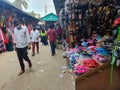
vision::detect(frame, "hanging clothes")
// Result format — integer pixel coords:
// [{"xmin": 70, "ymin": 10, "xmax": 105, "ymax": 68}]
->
[{"xmin": 0, "ymin": 28, "xmax": 5, "ymax": 52}]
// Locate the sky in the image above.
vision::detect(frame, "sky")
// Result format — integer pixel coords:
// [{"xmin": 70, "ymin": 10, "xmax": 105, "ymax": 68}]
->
[{"xmin": 8, "ymin": 0, "xmax": 56, "ymax": 17}]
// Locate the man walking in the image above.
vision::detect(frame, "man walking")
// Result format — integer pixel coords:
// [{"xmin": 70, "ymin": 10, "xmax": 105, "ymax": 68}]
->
[
  {"xmin": 30, "ymin": 25, "xmax": 40, "ymax": 56},
  {"xmin": 14, "ymin": 20, "xmax": 32, "ymax": 75},
  {"xmin": 47, "ymin": 24, "xmax": 57, "ymax": 56}
]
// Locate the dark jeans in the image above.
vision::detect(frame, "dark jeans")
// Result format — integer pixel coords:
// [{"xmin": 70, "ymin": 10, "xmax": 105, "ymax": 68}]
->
[
  {"xmin": 6, "ymin": 42, "xmax": 14, "ymax": 51},
  {"xmin": 16, "ymin": 46, "xmax": 31, "ymax": 71},
  {"xmin": 41, "ymin": 36, "xmax": 48, "ymax": 45},
  {"xmin": 50, "ymin": 42, "xmax": 56, "ymax": 55}
]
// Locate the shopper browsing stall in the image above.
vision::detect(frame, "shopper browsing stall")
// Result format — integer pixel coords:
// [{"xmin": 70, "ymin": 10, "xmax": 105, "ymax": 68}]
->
[{"xmin": 5, "ymin": 28, "xmax": 14, "ymax": 51}]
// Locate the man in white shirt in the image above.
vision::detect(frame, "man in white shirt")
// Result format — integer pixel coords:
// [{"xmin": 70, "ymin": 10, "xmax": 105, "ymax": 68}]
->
[
  {"xmin": 30, "ymin": 25, "xmax": 40, "ymax": 56},
  {"xmin": 14, "ymin": 19, "xmax": 32, "ymax": 75}
]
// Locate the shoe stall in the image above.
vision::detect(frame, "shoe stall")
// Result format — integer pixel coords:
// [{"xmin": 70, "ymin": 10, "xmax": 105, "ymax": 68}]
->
[{"xmin": 60, "ymin": 0, "xmax": 120, "ymax": 90}]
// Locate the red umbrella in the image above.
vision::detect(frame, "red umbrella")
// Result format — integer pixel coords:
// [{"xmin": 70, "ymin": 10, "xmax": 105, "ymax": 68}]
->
[{"xmin": 114, "ymin": 17, "xmax": 120, "ymax": 26}]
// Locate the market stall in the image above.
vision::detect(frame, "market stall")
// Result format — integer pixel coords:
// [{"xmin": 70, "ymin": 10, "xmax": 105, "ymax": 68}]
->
[{"xmin": 60, "ymin": 0, "xmax": 120, "ymax": 90}]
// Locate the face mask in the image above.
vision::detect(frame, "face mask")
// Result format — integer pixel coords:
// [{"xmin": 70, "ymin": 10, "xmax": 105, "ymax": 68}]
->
[
  {"xmin": 17, "ymin": 25, "xmax": 21, "ymax": 30},
  {"xmin": 33, "ymin": 28, "xmax": 36, "ymax": 31}
]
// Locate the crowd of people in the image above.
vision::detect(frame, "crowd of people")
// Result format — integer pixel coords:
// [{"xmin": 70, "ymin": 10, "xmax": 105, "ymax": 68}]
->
[
  {"xmin": 0, "ymin": 24, "xmax": 14, "ymax": 52},
  {"xmin": 0, "ymin": 19, "xmax": 63, "ymax": 75}
]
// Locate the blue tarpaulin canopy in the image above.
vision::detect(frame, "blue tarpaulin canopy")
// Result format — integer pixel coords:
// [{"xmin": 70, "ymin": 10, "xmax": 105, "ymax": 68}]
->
[{"xmin": 40, "ymin": 13, "xmax": 59, "ymax": 21}]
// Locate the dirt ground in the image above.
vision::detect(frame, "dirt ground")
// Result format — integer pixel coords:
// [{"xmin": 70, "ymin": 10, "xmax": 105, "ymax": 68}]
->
[{"xmin": 0, "ymin": 44, "xmax": 75, "ymax": 90}]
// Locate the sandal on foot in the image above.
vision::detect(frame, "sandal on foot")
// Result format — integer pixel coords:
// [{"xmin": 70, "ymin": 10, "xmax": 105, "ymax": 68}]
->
[
  {"xmin": 29, "ymin": 61, "xmax": 32, "ymax": 68},
  {"xmin": 18, "ymin": 70, "xmax": 25, "ymax": 76}
]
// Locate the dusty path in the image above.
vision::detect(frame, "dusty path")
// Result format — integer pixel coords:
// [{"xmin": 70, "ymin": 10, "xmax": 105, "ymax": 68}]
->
[{"xmin": 0, "ymin": 44, "xmax": 75, "ymax": 90}]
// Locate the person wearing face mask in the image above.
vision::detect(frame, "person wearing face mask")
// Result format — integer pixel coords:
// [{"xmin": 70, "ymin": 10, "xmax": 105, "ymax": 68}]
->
[
  {"xmin": 14, "ymin": 19, "xmax": 32, "ymax": 76},
  {"xmin": 30, "ymin": 25, "xmax": 40, "ymax": 56}
]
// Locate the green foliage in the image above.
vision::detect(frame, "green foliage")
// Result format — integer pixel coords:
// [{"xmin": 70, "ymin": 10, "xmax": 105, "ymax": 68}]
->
[
  {"xmin": 28, "ymin": 11, "xmax": 36, "ymax": 17},
  {"xmin": 13, "ymin": 0, "xmax": 41, "ymax": 18},
  {"xmin": 13, "ymin": 0, "xmax": 29, "ymax": 10},
  {"xmin": 36, "ymin": 13, "xmax": 41, "ymax": 19},
  {"xmin": 28, "ymin": 11, "xmax": 41, "ymax": 18}
]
